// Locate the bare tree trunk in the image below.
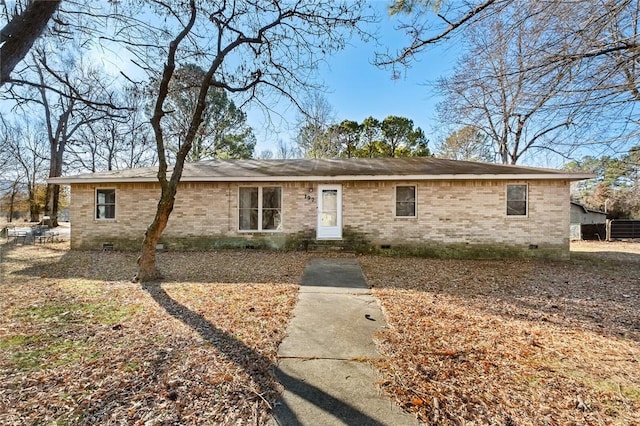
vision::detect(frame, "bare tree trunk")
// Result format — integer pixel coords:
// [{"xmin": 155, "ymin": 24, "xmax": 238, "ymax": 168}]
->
[
  {"xmin": 135, "ymin": 184, "xmax": 177, "ymax": 281},
  {"xmin": 8, "ymin": 196, "xmax": 14, "ymax": 223},
  {"xmin": 44, "ymin": 134, "xmax": 64, "ymax": 227},
  {"xmin": 134, "ymin": 0, "xmax": 198, "ymax": 282},
  {"xmin": 50, "ymin": 183, "xmax": 60, "ymax": 226},
  {"xmin": 44, "ymin": 171, "xmax": 61, "ymax": 226},
  {"xmin": 0, "ymin": 0, "xmax": 61, "ymax": 85},
  {"xmin": 8, "ymin": 180, "xmax": 19, "ymax": 223},
  {"xmin": 8, "ymin": 195, "xmax": 15, "ymax": 223},
  {"xmin": 29, "ymin": 186, "xmax": 39, "ymax": 222},
  {"xmin": 44, "ymin": 184, "xmax": 52, "ymax": 220}
]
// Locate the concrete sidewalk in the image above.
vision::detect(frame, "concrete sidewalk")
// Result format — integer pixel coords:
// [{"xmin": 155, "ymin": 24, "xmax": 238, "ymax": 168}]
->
[{"xmin": 271, "ymin": 258, "xmax": 419, "ymax": 426}]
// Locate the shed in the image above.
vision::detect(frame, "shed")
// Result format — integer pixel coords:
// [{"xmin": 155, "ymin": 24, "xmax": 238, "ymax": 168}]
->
[{"xmin": 570, "ymin": 201, "xmax": 607, "ymax": 240}]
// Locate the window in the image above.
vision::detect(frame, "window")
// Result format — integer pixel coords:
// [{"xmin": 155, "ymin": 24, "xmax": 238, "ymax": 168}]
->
[
  {"xmin": 96, "ymin": 189, "xmax": 116, "ymax": 219},
  {"xmin": 395, "ymin": 185, "xmax": 416, "ymax": 217},
  {"xmin": 506, "ymin": 184, "xmax": 527, "ymax": 216},
  {"xmin": 239, "ymin": 186, "xmax": 282, "ymax": 231}
]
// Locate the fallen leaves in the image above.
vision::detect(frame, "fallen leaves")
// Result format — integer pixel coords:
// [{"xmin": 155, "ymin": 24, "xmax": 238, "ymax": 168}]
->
[
  {"xmin": 2, "ymin": 238, "xmax": 639, "ymax": 425},
  {"xmin": 0, "ymin": 242, "xmax": 310, "ymax": 425},
  {"xmin": 360, "ymin": 242, "xmax": 640, "ymax": 425}
]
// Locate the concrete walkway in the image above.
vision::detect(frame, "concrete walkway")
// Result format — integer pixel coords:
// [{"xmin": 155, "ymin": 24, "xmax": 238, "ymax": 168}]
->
[{"xmin": 271, "ymin": 258, "xmax": 419, "ymax": 426}]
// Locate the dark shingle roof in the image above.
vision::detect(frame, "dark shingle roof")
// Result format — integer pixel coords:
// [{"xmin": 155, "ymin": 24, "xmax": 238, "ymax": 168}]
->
[
  {"xmin": 50, "ymin": 157, "xmax": 594, "ymax": 184},
  {"xmin": 570, "ymin": 201, "xmax": 606, "ymax": 215}
]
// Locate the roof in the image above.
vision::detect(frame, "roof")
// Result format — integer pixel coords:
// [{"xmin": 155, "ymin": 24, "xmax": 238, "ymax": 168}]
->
[
  {"xmin": 570, "ymin": 201, "xmax": 607, "ymax": 215},
  {"xmin": 49, "ymin": 157, "xmax": 595, "ymax": 184}
]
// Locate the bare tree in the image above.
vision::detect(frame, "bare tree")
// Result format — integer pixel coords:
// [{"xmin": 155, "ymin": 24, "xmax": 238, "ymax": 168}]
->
[
  {"xmin": 255, "ymin": 140, "xmax": 303, "ymax": 159},
  {"xmin": 436, "ymin": 4, "xmax": 588, "ymax": 164},
  {"xmin": 8, "ymin": 48, "xmax": 124, "ymax": 226},
  {"xmin": 102, "ymin": 1, "xmax": 375, "ymax": 281},
  {"xmin": 567, "ymin": 1, "xmax": 640, "ymax": 145},
  {"xmin": 295, "ymin": 92, "xmax": 339, "ymax": 158},
  {"xmin": 0, "ymin": 126, "xmax": 10, "ymax": 171},
  {"xmin": 115, "ymin": 88, "xmax": 156, "ymax": 170},
  {"xmin": 437, "ymin": 125, "xmax": 494, "ymax": 162},
  {"xmin": 275, "ymin": 139, "xmax": 302, "ymax": 159},
  {"xmin": 67, "ymin": 87, "xmax": 155, "ymax": 172},
  {"xmin": 0, "ymin": 124, "xmax": 21, "ymax": 222},
  {"xmin": 0, "ymin": 119, "xmax": 48, "ymax": 222},
  {"xmin": 380, "ymin": 1, "xmax": 640, "ymax": 157},
  {"xmin": 379, "ymin": 0, "xmax": 638, "ymax": 71},
  {"xmin": 0, "ymin": 179, "xmax": 23, "ymax": 222}
]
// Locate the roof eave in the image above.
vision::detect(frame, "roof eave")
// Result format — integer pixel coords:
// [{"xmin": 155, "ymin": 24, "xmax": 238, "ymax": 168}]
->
[{"xmin": 49, "ymin": 172, "xmax": 595, "ymax": 185}]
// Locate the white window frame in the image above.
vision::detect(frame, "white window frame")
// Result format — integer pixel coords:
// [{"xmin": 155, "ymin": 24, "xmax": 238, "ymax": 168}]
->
[
  {"xmin": 238, "ymin": 186, "xmax": 283, "ymax": 232},
  {"xmin": 95, "ymin": 188, "xmax": 116, "ymax": 220},
  {"xmin": 506, "ymin": 184, "xmax": 528, "ymax": 217},
  {"xmin": 394, "ymin": 184, "xmax": 417, "ymax": 218}
]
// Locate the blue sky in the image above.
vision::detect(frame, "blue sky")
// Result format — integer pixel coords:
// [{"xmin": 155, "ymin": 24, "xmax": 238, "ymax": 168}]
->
[
  {"xmin": 250, "ymin": 3, "xmax": 460, "ymax": 155},
  {"xmin": 1, "ymin": 2, "xmax": 458, "ymax": 158}
]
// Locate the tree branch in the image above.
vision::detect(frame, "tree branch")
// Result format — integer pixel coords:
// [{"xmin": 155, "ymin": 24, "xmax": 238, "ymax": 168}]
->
[
  {"xmin": 150, "ymin": 0, "xmax": 198, "ymax": 186},
  {"xmin": 5, "ymin": 77, "xmax": 128, "ymax": 111},
  {"xmin": 0, "ymin": 0, "xmax": 62, "ymax": 85},
  {"xmin": 377, "ymin": 0, "xmax": 498, "ymax": 67}
]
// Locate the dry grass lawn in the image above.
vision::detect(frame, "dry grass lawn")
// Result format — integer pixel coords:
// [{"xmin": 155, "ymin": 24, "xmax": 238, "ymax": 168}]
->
[
  {"xmin": 0, "ymin": 242, "xmax": 310, "ymax": 425},
  {"xmin": 361, "ymin": 241, "xmax": 640, "ymax": 425},
  {"xmin": 1, "ymin": 239, "xmax": 638, "ymax": 425}
]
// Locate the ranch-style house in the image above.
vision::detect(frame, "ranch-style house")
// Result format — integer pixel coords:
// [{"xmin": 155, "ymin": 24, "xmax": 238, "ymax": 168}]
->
[{"xmin": 50, "ymin": 157, "xmax": 593, "ymax": 258}]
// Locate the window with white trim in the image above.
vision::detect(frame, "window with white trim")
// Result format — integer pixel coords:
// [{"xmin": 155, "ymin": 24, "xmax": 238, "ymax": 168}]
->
[
  {"xmin": 506, "ymin": 184, "xmax": 527, "ymax": 216},
  {"xmin": 239, "ymin": 186, "xmax": 282, "ymax": 231},
  {"xmin": 96, "ymin": 189, "xmax": 116, "ymax": 219},
  {"xmin": 395, "ymin": 185, "xmax": 416, "ymax": 217}
]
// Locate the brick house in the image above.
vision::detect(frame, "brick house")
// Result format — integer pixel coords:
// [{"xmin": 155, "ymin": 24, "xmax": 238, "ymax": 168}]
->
[{"xmin": 50, "ymin": 157, "xmax": 593, "ymax": 258}]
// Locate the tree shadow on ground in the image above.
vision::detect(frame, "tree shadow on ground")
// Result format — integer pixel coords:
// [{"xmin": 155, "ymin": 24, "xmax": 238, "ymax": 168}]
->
[
  {"xmin": 2, "ymin": 245, "xmax": 390, "ymax": 423},
  {"xmin": 6, "ymin": 248, "xmax": 312, "ymax": 284},
  {"xmin": 6, "ymin": 245, "xmax": 639, "ymax": 344},
  {"xmin": 361, "ymin": 254, "xmax": 640, "ymax": 343},
  {"xmin": 142, "ymin": 282, "xmax": 385, "ymax": 425}
]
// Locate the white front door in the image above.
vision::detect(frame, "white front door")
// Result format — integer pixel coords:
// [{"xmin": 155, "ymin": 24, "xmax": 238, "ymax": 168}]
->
[{"xmin": 317, "ymin": 185, "xmax": 342, "ymax": 239}]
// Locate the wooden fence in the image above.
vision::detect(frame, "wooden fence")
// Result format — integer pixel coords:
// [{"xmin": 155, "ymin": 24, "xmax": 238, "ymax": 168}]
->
[{"xmin": 607, "ymin": 220, "xmax": 640, "ymax": 240}]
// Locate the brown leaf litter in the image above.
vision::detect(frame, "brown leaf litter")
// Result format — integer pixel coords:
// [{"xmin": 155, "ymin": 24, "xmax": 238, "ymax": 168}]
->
[
  {"xmin": 0, "ymin": 242, "xmax": 311, "ymax": 425},
  {"xmin": 1, "ymin": 240, "xmax": 639, "ymax": 425},
  {"xmin": 360, "ymin": 242, "xmax": 640, "ymax": 426}
]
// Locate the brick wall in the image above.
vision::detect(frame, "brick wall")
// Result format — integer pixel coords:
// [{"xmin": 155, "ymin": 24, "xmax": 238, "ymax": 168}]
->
[{"xmin": 69, "ymin": 179, "xmax": 570, "ymax": 257}]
